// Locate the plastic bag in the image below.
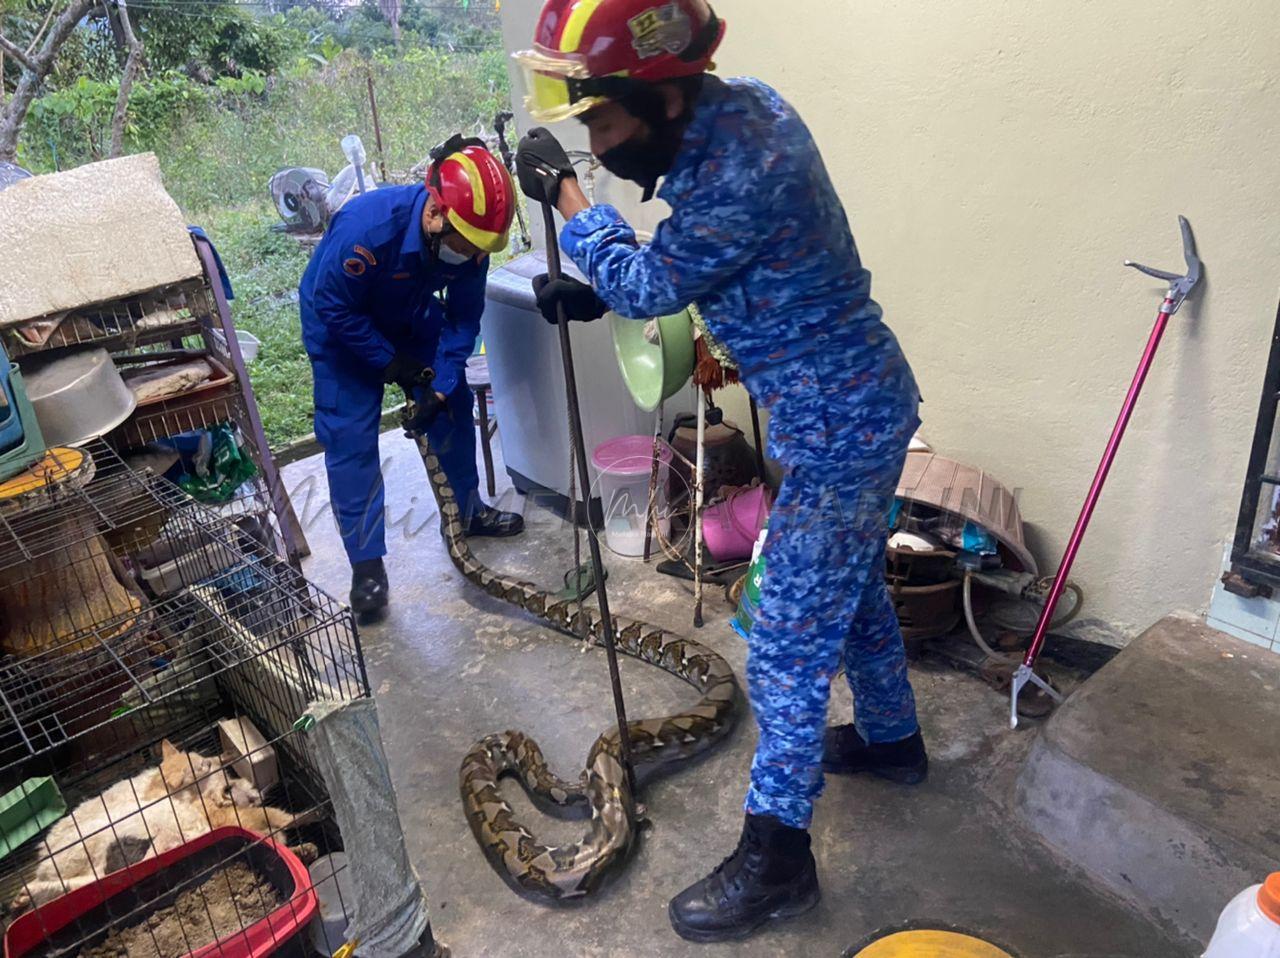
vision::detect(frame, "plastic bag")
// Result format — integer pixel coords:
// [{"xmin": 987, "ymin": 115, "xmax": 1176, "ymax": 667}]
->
[
  {"xmin": 176, "ymin": 424, "xmax": 257, "ymax": 503},
  {"xmin": 731, "ymin": 519, "xmax": 769, "ymax": 640}
]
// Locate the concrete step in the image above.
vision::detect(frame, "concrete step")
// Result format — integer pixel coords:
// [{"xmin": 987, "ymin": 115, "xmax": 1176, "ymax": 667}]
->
[{"xmin": 1015, "ymin": 613, "xmax": 1280, "ymax": 946}]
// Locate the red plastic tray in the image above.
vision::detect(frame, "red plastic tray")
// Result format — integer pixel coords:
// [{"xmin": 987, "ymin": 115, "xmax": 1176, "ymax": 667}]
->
[{"xmin": 5, "ymin": 826, "xmax": 318, "ymax": 958}]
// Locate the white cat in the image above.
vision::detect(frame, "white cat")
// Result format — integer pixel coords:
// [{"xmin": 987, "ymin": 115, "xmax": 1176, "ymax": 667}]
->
[{"xmin": 10, "ymin": 740, "xmax": 304, "ymax": 914}]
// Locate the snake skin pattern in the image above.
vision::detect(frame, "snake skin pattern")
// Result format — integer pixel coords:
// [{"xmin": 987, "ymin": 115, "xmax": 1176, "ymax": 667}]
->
[{"xmin": 410, "ymin": 430, "xmax": 740, "ymax": 904}]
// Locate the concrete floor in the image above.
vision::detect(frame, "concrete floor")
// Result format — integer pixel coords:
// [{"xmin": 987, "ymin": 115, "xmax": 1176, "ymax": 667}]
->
[{"xmin": 284, "ymin": 428, "xmax": 1189, "ymax": 958}]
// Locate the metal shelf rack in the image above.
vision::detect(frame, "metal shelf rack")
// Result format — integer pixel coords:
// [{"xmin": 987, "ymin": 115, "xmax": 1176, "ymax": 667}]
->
[
  {"xmin": 2, "ymin": 280, "xmax": 209, "ymax": 359},
  {"xmin": 5, "ymin": 236, "xmax": 309, "ymax": 567}
]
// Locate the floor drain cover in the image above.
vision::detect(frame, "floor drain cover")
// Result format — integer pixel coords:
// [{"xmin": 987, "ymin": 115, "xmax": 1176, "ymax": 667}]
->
[{"xmin": 850, "ymin": 929, "xmax": 1015, "ymax": 957}]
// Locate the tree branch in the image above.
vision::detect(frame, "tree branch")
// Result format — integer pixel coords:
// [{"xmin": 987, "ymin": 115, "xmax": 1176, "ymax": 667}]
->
[
  {"xmin": 0, "ymin": 33, "xmax": 38, "ymax": 74},
  {"xmin": 25, "ymin": 1, "xmax": 59, "ymax": 56},
  {"xmin": 109, "ymin": 0, "xmax": 143, "ymax": 157},
  {"xmin": 0, "ymin": 0, "xmax": 101, "ymax": 162}
]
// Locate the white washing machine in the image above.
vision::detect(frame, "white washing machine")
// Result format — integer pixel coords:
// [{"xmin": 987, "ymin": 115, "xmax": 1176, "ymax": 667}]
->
[{"xmin": 483, "ymin": 251, "xmax": 651, "ymax": 518}]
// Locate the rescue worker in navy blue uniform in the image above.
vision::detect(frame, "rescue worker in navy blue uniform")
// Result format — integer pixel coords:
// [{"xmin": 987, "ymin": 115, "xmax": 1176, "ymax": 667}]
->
[
  {"xmin": 300, "ymin": 137, "xmax": 524, "ymax": 619},
  {"xmin": 514, "ymin": 0, "xmax": 928, "ymax": 943}
]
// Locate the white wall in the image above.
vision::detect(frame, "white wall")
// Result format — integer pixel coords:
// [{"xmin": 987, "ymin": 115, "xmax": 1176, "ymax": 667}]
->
[{"xmin": 501, "ymin": 0, "xmax": 1280, "ymax": 641}]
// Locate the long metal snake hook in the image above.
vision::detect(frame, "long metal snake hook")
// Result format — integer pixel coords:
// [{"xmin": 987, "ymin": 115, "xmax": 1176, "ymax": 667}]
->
[
  {"xmin": 539, "ymin": 198, "xmax": 639, "ymax": 797},
  {"xmin": 1009, "ymin": 216, "xmax": 1203, "ymax": 728}
]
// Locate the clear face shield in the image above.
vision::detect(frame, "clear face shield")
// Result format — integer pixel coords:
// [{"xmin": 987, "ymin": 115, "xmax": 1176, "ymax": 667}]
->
[{"xmin": 511, "ymin": 47, "xmax": 605, "ymax": 123}]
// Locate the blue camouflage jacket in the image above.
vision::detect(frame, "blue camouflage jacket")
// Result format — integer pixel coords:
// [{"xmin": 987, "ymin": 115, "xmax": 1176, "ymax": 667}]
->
[
  {"xmin": 561, "ymin": 76, "xmax": 918, "ymax": 462},
  {"xmin": 299, "ymin": 183, "xmax": 485, "ymax": 396}
]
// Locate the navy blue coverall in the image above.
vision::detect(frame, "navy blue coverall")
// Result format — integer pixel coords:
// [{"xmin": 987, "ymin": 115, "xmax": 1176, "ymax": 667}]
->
[{"xmin": 300, "ymin": 183, "xmax": 484, "ymax": 564}]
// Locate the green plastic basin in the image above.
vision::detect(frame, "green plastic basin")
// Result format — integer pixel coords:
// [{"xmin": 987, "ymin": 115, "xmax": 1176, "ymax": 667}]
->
[{"xmin": 610, "ymin": 308, "xmax": 695, "ymax": 412}]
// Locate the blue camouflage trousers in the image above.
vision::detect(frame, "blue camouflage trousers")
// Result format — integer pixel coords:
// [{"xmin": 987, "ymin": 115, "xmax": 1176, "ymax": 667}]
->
[{"xmin": 744, "ymin": 353, "xmax": 920, "ymax": 829}]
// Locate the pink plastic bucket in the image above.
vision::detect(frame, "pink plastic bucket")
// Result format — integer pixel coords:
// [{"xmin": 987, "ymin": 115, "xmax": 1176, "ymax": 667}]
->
[
  {"xmin": 703, "ymin": 484, "xmax": 772, "ymax": 562},
  {"xmin": 591, "ymin": 436, "xmax": 674, "ymax": 557},
  {"xmin": 591, "ymin": 434, "xmax": 672, "ymax": 474}
]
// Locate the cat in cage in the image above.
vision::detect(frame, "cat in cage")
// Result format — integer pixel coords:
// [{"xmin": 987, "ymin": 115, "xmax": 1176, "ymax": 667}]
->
[{"xmin": 10, "ymin": 739, "xmax": 310, "ymax": 913}]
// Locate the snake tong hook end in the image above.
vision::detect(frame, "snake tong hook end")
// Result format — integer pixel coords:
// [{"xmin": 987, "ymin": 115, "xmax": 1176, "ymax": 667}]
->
[
  {"xmin": 1124, "ymin": 215, "xmax": 1202, "ymax": 314},
  {"xmin": 1009, "ymin": 663, "xmax": 1065, "ymax": 730}
]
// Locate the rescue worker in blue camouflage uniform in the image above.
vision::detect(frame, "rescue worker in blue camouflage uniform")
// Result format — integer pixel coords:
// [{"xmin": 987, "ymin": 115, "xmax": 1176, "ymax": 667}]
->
[
  {"xmin": 513, "ymin": 0, "xmax": 927, "ymax": 942},
  {"xmin": 300, "ymin": 136, "xmax": 524, "ymax": 621}
]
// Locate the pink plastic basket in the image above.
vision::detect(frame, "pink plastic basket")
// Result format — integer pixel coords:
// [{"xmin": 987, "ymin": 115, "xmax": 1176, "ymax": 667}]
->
[{"xmin": 703, "ymin": 484, "xmax": 772, "ymax": 562}]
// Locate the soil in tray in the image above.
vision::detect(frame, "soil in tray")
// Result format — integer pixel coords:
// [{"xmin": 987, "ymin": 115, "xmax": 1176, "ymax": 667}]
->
[{"xmin": 77, "ymin": 862, "xmax": 282, "ymax": 958}]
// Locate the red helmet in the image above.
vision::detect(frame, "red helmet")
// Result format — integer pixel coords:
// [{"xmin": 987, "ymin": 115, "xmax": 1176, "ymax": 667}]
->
[
  {"xmin": 425, "ymin": 138, "xmax": 516, "ymax": 254},
  {"xmin": 514, "ymin": 0, "xmax": 724, "ymax": 122}
]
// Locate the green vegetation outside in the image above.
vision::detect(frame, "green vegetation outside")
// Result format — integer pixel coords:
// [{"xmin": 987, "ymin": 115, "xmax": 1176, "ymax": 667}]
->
[{"xmin": 5, "ymin": 0, "xmax": 514, "ymax": 446}]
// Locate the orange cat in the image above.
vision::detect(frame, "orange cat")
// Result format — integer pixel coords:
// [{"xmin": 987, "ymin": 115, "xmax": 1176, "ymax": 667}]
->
[{"xmin": 10, "ymin": 740, "xmax": 302, "ymax": 914}]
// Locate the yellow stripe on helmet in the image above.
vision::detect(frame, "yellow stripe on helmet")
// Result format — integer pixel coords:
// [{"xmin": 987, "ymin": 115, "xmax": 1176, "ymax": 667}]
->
[
  {"xmin": 559, "ymin": 0, "xmax": 605, "ymax": 53},
  {"xmin": 447, "ymin": 209, "xmax": 507, "ymax": 254},
  {"xmin": 449, "ymin": 151, "xmax": 486, "ymax": 216}
]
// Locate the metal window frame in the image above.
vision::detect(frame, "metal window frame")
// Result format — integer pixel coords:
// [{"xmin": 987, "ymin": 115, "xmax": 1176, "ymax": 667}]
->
[{"xmin": 1229, "ymin": 299, "xmax": 1280, "ymax": 587}]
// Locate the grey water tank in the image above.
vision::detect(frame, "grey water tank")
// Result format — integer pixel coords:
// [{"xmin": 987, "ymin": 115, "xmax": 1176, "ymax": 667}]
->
[{"xmin": 483, "ymin": 251, "xmax": 650, "ymax": 518}]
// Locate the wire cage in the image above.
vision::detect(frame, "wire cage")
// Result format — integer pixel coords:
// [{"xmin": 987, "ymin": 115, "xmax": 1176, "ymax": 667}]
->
[
  {"xmin": 105, "ymin": 285, "xmax": 298, "ymax": 567},
  {"xmin": 3, "ymin": 242, "xmax": 306, "ymax": 567},
  {"xmin": 108, "ymin": 325, "xmax": 287, "ymax": 571},
  {"xmin": 0, "ymin": 442, "xmax": 367, "ymax": 958},
  {"xmin": 3, "ymin": 281, "xmax": 210, "ymax": 361}
]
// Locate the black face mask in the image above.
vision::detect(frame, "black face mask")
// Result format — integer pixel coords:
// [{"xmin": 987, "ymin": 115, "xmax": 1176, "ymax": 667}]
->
[
  {"xmin": 598, "ymin": 141, "xmax": 670, "ymax": 201},
  {"xmin": 598, "ymin": 96, "xmax": 694, "ymax": 201}
]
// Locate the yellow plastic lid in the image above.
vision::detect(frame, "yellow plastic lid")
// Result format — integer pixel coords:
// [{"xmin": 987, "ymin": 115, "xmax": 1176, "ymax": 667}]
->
[
  {"xmin": 0, "ymin": 446, "xmax": 84, "ymax": 500},
  {"xmin": 853, "ymin": 930, "xmax": 1014, "ymax": 957}
]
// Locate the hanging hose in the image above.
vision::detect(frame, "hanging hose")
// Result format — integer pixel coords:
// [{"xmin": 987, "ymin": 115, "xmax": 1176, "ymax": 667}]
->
[
  {"xmin": 962, "ymin": 572, "xmax": 1085, "ymax": 665},
  {"xmin": 992, "ymin": 578, "xmax": 1085, "ymax": 632}
]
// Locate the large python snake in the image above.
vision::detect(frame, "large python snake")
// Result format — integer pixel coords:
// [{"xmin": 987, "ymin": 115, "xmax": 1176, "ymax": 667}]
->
[{"xmin": 407, "ymin": 424, "xmax": 739, "ymax": 904}]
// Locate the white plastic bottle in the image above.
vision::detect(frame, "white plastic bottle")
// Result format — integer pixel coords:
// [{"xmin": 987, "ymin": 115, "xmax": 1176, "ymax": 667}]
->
[{"xmin": 1204, "ymin": 874, "xmax": 1280, "ymax": 957}]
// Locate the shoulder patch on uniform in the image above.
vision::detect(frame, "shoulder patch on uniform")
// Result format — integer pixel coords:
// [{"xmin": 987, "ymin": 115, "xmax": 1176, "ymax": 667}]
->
[
  {"xmin": 343, "ymin": 257, "xmax": 366, "ymax": 277},
  {"xmin": 392, "ymin": 271, "xmax": 412, "ymax": 280},
  {"xmin": 353, "ymin": 244, "xmax": 377, "ymax": 266}
]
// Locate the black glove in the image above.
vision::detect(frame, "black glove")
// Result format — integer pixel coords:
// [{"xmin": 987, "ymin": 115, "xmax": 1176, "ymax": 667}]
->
[
  {"xmin": 533, "ymin": 273, "xmax": 608, "ymax": 325},
  {"xmin": 515, "ymin": 127, "xmax": 575, "ymax": 207},
  {"xmin": 382, "ymin": 353, "xmax": 433, "ymax": 393},
  {"xmin": 402, "ymin": 389, "xmax": 447, "ymax": 438}
]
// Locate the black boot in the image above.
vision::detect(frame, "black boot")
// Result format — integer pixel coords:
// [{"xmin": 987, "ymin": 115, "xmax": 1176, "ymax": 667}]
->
[
  {"xmin": 465, "ymin": 504, "xmax": 524, "ymax": 538},
  {"xmin": 350, "ymin": 557, "xmax": 389, "ymax": 619},
  {"xmin": 668, "ymin": 813, "xmax": 820, "ymax": 943},
  {"xmin": 822, "ymin": 725, "xmax": 928, "ymax": 784}
]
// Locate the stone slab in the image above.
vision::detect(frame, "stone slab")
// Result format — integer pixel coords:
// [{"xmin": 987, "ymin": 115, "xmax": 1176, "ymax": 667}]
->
[
  {"xmin": 0, "ymin": 153, "xmax": 200, "ymax": 325},
  {"xmin": 1017, "ymin": 613, "xmax": 1280, "ymax": 944}
]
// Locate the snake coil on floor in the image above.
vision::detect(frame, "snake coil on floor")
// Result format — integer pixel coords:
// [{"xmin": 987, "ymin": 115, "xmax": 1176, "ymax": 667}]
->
[{"xmin": 411, "ymin": 430, "xmax": 740, "ymax": 903}]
